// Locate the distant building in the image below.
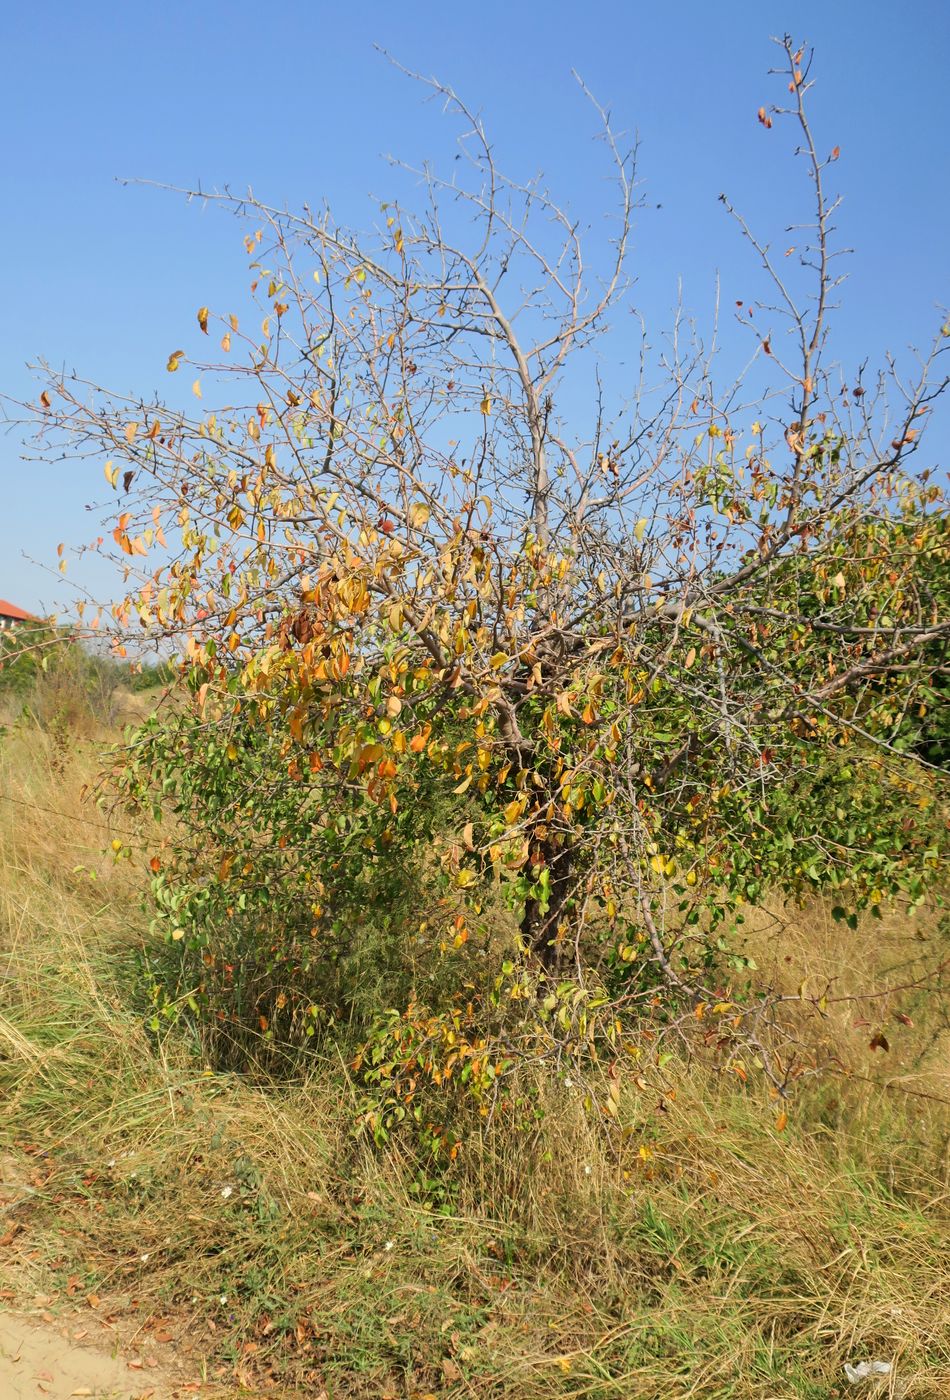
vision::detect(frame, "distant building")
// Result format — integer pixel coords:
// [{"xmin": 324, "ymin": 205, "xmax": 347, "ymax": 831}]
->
[{"xmin": 0, "ymin": 600, "xmax": 37, "ymax": 631}]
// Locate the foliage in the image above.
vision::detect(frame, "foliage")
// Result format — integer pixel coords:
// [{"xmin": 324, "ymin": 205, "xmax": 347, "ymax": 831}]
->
[
  {"xmin": 23, "ymin": 40, "xmax": 950, "ymax": 1125},
  {"xmin": 1, "ymin": 623, "xmax": 172, "ymax": 744},
  {"xmin": 0, "ymin": 621, "xmax": 58, "ymax": 696},
  {"xmin": 1, "ymin": 727, "xmax": 949, "ymax": 1396}
]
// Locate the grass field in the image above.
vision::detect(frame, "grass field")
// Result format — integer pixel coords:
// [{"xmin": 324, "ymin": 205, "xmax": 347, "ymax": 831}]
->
[{"xmin": 1, "ymin": 715, "xmax": 948, "ymax": 1398}]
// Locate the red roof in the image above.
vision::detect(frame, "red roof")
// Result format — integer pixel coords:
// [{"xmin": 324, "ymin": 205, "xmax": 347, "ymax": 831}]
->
[{"xmin": 0, "ymin": 599, "xmax": 37, "ymax": 622}]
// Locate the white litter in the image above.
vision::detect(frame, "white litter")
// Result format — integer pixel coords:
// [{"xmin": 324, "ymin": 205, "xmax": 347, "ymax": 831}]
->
[{"xmin": 844, "ymin": 1360, "xmax": 893, "ymax": 1385}]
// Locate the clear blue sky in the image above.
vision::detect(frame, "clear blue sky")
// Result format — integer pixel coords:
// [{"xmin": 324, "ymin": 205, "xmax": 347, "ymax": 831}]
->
[{"xmin": 3, "ymin": 0, "xmax": 948, "ymax": 615}]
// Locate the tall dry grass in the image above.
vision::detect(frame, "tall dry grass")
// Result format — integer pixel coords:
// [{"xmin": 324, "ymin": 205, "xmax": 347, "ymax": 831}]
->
[{"xmin": 1, "ymin": 721, "xmax": 948, "ymax": 1397}]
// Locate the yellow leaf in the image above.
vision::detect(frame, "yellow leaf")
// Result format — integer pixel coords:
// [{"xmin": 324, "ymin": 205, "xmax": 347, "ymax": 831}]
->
[
  {"xmin": 227, "ymin": 742, "xmax": 238, "ymax": 761},
  {"xmin": 480, "ymin": 393, "xmax": 492, "ymax": 415},
  {"xmin": 104, "ymin": 461, "xmax": 119, "ymax": 488},
  {"xmin": 192, "ymin": 378, "xmax": 202, "ymax": 398},
  {"xmin": 166, "ymin": 350, "xmax": 185, "ymax": 372},
  {"xmin": 775, "ymin": 1109, "xmax": 788, "ymax": 1132},
  {"xmin": 504, "ymin": 799, "xmax": 522, "ymax": 826},
  {"xmin": 171, "ymin": 928, "xmax": 185, "ymax": 941},
  {"xmin": 124, "ymin": 422, "xmax": 138, "ymax": 445},
  {"xmin": 634, "ymin": 518, "xmax": 647, "ymax": 542},
  {"xmin": 455, "ymin": 868, "xmax": 477, "ymax": 888},
  {"xmin": 221, "ymin": 331, "xmax": 231, "ymax": 352},
  {"xmin": 197, "ymin": 305, "xmax": 209, "ymax": 334},
  {"xmin": 453, "ymin": 774, "xmax": 473, "ymax": 795}
]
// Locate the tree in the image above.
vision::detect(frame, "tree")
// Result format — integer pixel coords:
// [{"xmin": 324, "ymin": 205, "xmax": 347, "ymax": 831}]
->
[{"xmin": 25, "ymin": 39, "xmax": 949, "ymax": 1104}]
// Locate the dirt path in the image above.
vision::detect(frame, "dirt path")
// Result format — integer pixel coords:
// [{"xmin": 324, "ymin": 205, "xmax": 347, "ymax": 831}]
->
[{"xmin": 0, "ymin": 1309, "xmax": 179, "ymax": 1400}]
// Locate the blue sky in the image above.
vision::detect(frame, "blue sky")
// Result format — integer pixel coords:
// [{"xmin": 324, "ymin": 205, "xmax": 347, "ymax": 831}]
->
[{"xmin": 3, "ymin": 0, "xmax": 948, "ymax": 615}]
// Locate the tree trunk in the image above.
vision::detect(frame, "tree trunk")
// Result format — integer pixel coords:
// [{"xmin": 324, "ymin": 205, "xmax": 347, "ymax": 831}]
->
[{"xmin": 520, "ymin": 835, "xmax": 574, "ymax": 971}]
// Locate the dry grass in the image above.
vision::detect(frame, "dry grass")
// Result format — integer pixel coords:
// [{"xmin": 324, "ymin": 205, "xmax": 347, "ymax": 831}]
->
[{"xmin": 1, "ymin": 723, "xmax": 948, "ymax": 1398}]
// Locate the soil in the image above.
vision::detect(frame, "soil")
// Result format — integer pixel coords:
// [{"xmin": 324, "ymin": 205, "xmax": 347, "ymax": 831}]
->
[{"xmin": 0, "ymin": 1308, "xmax": 176, "ymax": 1399}]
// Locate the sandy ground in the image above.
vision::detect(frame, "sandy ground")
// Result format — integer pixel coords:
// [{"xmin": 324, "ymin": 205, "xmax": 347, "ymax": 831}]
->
[{"xmin": 0, "ymin": 1308, "xmax": 175, "ymax": 1399}]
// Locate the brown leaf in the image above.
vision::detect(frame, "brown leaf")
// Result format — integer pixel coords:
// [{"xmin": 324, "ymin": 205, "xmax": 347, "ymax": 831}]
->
[
  {"xmin": 757, "ymin": 106, "xmax": 773, "ymax": 129},
  {"xmin": 830, "ymin": 145, "xmax": 840, "ymax": 160},
  {"xmin": 869, "ymin": 1033, "xmax": 890, "ymax": 1053},
  {"xmin": 197, "ymin": 306, "xmax": 209, "ymax": 334}
]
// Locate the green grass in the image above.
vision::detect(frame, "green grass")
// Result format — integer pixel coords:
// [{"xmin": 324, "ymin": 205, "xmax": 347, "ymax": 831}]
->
[{"xmin": 1, "ymin": 723, "xmax": 948, "ymax": 1398}]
